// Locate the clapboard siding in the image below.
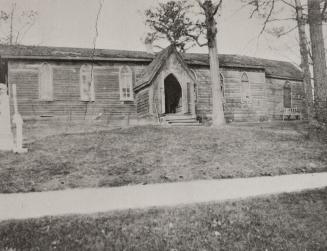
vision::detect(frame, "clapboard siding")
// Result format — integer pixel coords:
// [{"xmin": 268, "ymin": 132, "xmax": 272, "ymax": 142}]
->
[
  {"xmin": 136, "ymin": 89, "xmax": 149, "ymax": 115},
  {"xmin": 192, "ymin": 67, "xmax": 270, "ymax": 121},
  {"xmin": 7, "ymin": 58, "xmax": 305, "ymax": 123},
  {"xmin": 8, "ymin": 60, "xmax": 148, "ymax": 121},
  {"xmin": 266, "ymin": 77, "xmax": 306, "ymax": 119}
]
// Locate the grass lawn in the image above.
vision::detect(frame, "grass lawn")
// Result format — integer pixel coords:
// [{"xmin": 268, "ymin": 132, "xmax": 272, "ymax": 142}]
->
[
  {"xmin": 1, "ymin": 188, "xmax": 326, "ymax": 250},
  {"xmin": 0, "ymin": 121, "xmax": 326, "ymax": 193}
]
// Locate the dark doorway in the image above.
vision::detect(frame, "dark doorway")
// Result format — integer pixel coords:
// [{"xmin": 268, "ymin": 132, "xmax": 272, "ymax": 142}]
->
[{"xmin": 164, "ymin": 74, "xmax": 182, "ymax": 114}]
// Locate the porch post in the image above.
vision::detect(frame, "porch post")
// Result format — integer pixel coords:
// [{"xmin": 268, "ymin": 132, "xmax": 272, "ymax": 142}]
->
[{"xmin": 161, "ymin": 75, "xmax": 165, "ymax": 114}]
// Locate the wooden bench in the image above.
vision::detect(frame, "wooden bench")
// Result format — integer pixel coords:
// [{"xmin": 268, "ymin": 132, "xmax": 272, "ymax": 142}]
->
[{"xmin": 282, "ymin": 107, "xmax": 302, "ymax": 120}]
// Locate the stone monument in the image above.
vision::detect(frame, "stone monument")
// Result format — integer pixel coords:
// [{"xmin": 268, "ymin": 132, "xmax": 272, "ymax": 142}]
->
[{"xmin": 0, "ymin": 83, "xmax": 14, "ymax": 151}]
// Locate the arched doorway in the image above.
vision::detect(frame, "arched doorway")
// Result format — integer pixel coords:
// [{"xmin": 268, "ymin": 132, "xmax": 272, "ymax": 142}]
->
[{"xmin": 164, "ymin": 74, "xmax": 182, "ymax": 114}]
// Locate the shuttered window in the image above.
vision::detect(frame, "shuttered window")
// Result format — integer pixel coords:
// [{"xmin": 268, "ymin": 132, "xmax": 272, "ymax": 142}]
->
[
  {"xmin": 80, "ymin": 64, "xmax": 95, "ymax": 102},
  {"xmin": 241, "ymin": 72, "xmax": 251, "ymax": 103},
  {"xmin": 39, "ymin": 63, "xmax": 53, "ymax": 101},
  {"xmin": 220, "ymin": 73, "xmax": 225, "ymax": 97},
  {"xmin": 283, "ymin": 82, "xmax": 292, "ymax": 108},
  {"xmin": 119, "ymin": 66, "xmax": 133, "ymax": 101}
]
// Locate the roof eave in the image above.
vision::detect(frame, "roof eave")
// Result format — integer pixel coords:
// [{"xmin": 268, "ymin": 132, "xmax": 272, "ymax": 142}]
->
[
  {"xmin": 1, "ymin": 55, "xmax": 153, "ymax": 63},
  {"xmin": 266, "ymin": 74, "xmax": 303, "ymax": 82},
  {"xmin": 134, "ymin": 81, "xmax": 150, "ymax": 92}
]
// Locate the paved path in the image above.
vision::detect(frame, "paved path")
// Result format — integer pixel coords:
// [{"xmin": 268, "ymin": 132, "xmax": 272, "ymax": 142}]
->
[{"xmin": 1, "ymin": 172, "xmax": 327, "ymax": 221}]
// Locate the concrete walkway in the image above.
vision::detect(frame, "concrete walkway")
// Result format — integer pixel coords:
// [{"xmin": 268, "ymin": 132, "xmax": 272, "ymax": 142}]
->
[{"xmin": 1, "ymin": 172, "xmax": 327, "ymax": 221}]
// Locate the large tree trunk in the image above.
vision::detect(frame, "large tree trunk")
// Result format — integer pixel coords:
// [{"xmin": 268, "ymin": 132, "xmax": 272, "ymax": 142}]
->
[
  {"xmin": 208, "ymin": 40, "xmax": 225, "ymax": 125},
  {"xmin": 308, "ymin": 0, "xmax": 327, "ymax": 123},
  {"xmin": 295, "ymin": 0, "xmax": 313, "ymax": 121},
  {"xmin": 201, "ymin": 0, "xmax": 225, "ymax": 126}
]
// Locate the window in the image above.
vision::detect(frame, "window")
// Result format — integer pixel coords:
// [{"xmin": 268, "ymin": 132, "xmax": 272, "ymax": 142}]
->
[
  {"xmin": 241, "ymin": 72, "xmax": 251, "ymax": 103},
  {"xmin": 39, "ymin": 63, "xmax": 53, "ymax": 101},
  {"xmin": 283, "ymin": 82, "xmax": 292, "ymax": 108},
  {"xmin": 220, "ymin": 73, "xmax": 225, "ymax": 97},
  {"xmin": 119, "ymin": 66, "xmax": 133, "ymax": 101},
  {"xmin": 80, "ymin": 64, "xmax": 95, "ymax": 102}
]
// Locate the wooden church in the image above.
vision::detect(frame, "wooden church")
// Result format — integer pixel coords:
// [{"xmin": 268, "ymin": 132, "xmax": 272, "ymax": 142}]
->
[{"xmin": 0, "ymin": 44, "xmax": 305, "ymax": 125}]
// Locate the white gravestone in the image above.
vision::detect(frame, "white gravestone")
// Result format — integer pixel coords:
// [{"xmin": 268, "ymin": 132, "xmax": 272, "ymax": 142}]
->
[
  {"xmin": 0, "ymin": 83, "xmax": 14, "ymax": 151},
  {"xmin": 12, "ymin": 84, "xmax": 28, "ymax": 153}
]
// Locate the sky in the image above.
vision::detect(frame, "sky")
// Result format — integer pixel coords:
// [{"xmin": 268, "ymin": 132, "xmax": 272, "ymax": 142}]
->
[{"xmin": 0, "ymin": 0, "xmax": 323, "ymax": 65}]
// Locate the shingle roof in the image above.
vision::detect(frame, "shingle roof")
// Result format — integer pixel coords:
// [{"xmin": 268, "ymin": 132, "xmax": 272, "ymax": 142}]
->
[
  {"xmin": 0, "ymin": 44, "xmax": 153, "ymax": 61},
  {"xmin": 135, "ymin": 45, "xmax": 197, "ymax": 91},
  {"xmin": 183, "ymin": 53, "xmax": 303, "ymax": 81},
  {"xmin": 135, "ymin": 46, "xmax": 172, "ymax": 91},
  {"xmin": 0, "ymin": 44, "xmax": 303, "ymax": 81}
]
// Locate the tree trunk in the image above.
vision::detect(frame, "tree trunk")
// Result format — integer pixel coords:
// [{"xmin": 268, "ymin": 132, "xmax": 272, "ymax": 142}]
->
[
  {"xmin": 308, "ymin": 0, "xmax": 327, "ymax": 123},
  {"xmin": 201, "ymin": 0, "xmax": 225, "ymax": 126},
  {"xmin": 208, "ymin": 40, "xmax": 225, "ymax": 125},
  {"xmin": 295, "ymin": 0, "xmax": 313, "ymax": 121},
  {"xmin": 9, "ymin": 4, "xmax": 15, "ymax": 45}
]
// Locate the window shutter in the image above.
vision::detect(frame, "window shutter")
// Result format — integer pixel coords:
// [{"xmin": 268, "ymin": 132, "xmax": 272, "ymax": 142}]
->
[
  {"xmin": 241, "ymin": 73, "xmax": 250, "ymax": 103},
  {"xmin": 119, "ymin": 66, "xmax": 133, "ymax": 101},
  {"xmin": 39, "ymin": 63, "xmax": 53, "ymax": 101},
  {"xmin": 283, "ymin": 82, "xmax": 292, "ymax": 108},
  {"xmin": 80, "ymin": 64, "xmax": 95, "ymax": 102},
  {"xmin": 220, "ymin": 73, "xmax": 224, "ymax": 97}
]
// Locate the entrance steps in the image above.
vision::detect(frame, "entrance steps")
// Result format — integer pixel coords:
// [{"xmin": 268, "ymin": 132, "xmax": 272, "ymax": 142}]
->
[{"xmin": 162, "ymin": 114, "xmax": 200, "ymax": 126}]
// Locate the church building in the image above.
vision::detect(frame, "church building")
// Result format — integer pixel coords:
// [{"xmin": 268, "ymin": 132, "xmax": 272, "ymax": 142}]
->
[{"xmin": 0, "ymin": 44, "xmax": 305, "ymax": 125}]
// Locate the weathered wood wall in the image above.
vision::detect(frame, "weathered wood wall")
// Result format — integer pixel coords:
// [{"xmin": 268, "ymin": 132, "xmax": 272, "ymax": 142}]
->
[
  {"xmin": 192, "ymin": 67, "xmax": 305, "ymax": 122},
  {"xmin": 136, "ymin": 89, "xmax": 149, "ymax": 116},
  {"xmin": 266, "ymin": 77, "xmax": 306, "ymax": 119},
  {"xmin": 7, "ymin": 59, "xmax": 305, "ymax": 124},
  {"xmin": 8, "ymin": 60, "xmax": 147, "ymax": 123}
]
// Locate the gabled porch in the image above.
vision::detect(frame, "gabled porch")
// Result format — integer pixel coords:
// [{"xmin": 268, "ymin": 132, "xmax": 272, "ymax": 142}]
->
[{"xmin": 134, "ymin": 46, "xmax": 198, "ymax": 124}]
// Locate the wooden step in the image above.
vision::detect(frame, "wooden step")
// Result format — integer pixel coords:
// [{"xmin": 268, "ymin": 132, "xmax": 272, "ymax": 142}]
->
[
  {"xmin": 161, "ymin": 114, "xmax": 201, "ymax": 126},
  {"xmin": 167, "ymin": 119, "xmax": 197, "ymax": 123},
  {"xmin": 169, "ymin": 122, "xmax": 201, "ymax": 126},
  {"xmin": 164, "ymin": 114, "xmax": 196, "ymax": 121}
]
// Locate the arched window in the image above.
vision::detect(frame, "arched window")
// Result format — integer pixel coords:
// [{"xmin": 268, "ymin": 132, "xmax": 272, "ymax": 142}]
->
[
  {"xmin": 283, "ymin": 81, "xmax": 292, "ymax": 108},
  {"xmin": 119, "ymin": 66, "xmax": 133, "ymax": 101},
  {"xmin": 241, "ymin": 72, "xmax": 251, "ymax": 103},
  {"xmin": 80, "ymin": 64, "xmax": 95, "ymax": 102},
  {"xmin": 39, "ymin": 63, "xmax": 53, "ymax": 101},
  {"xmin": 220, "ymin": 73, "xmax": 225, "ymax": 97}
]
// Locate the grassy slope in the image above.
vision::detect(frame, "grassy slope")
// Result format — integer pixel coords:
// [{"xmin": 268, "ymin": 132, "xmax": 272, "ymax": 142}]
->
[
  {"xmin": 0, "ymin": 122, "xmax": 326, "ymax": 193},
  {"xmin": 0, "ymin": 188, "xmax": 326, "ymax": 250}
]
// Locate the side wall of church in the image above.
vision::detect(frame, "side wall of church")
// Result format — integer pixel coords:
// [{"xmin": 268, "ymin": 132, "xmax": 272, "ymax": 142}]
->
[
  {"xmin": 192, "ymin": 67, "xmax": 305, "ymax": 122},
  {"xmin": 8, "ymin": 60, "xmax": 147, "ymax": 125}
]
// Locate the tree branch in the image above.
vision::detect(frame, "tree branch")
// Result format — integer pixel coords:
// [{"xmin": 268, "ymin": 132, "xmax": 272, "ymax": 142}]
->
[
  {"xmin": 195, "ymin": 0, "xmax": 205, "ymax": 9},
  {"xmin": 267, "ymin": 17, "xmax": 297, "ymax": 23},
  {"xmin": 275, "ymin": 25, "xmax": 297, "ymax": 37},
  {"xmin": 258, "ymin": 0, "xmax": 275, "ymax": 36},
  {"xmin": 321, "ymin": 0, "xmax": 327, "ymax": 17},
  {"xmin": 280, "ymin": 0, "xmax": 296, "ymax": 9},
  {"xmin": 213, "ymin": 0, "xmax": 223, "ymax": 16}
]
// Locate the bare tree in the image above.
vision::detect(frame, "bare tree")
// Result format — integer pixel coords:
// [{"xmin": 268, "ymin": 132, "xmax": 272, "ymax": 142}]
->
[
  {"xmin": 308, "ymin": 0, "xmax": 327, "ymax": 123},
  {"xmin": 295, "ymin": 0, "xmax": 313, "ymax": 122},
  {"xmin": 245, "ymin": 0, "xmax": 315, "ymax": 121},
  {"xmin": 195, "ymin": 0, "xmax": 225, "ymax": 126},
  {"xmin": 0, "ymin": 3, "xmax": 38, "ymax": 45}
]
